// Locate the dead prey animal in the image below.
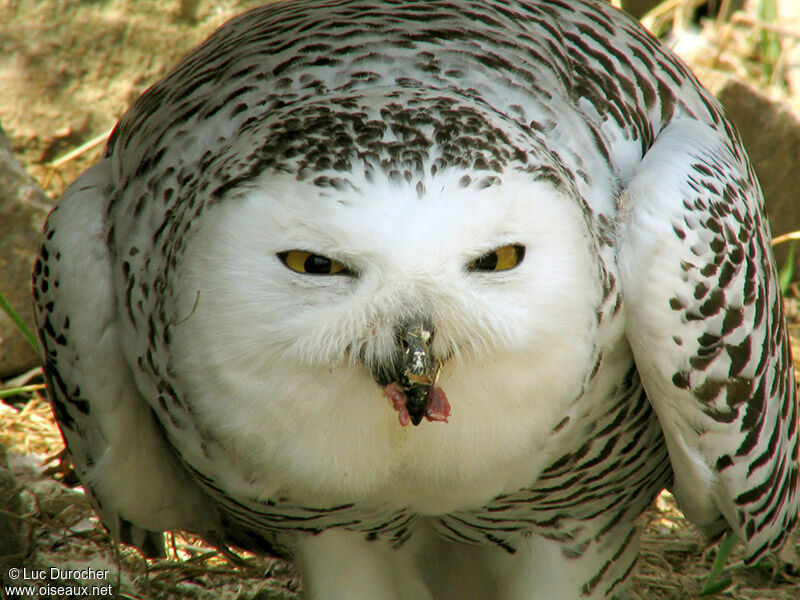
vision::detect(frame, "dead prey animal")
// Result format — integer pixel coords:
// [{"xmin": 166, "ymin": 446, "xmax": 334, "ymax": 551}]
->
[{"xmin": 382, "ymin": 320, "xmax": 450, "ymax": 426}]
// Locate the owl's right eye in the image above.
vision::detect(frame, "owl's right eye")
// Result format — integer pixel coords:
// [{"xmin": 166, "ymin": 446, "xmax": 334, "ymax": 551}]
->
[
  {"xmin": 468, "ymin": 244, "xmax": 526, "ymax": 272},
  {"xmin": 277, "ymin": 250, "xmax": 353, "ymax": 275}
]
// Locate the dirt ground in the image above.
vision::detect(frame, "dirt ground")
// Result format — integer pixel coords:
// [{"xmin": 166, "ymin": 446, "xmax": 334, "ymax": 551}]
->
[{"xmin": 2, "ymin": 0, "xmax": 800, "ymax": 599}]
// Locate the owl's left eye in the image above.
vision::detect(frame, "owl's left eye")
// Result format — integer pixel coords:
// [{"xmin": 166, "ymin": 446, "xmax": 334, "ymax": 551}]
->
[
  {"xmin": 278, "ymin": 250, "xmax": 352, "ymax": 275},
  {"xmin": 468, "ymin": 244, "xmax": 526, "ymax": 272}
]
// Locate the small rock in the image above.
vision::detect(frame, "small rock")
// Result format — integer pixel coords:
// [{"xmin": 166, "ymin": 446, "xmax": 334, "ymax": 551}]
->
[
  {"xmin": 695, "ymin": 71, "xmax": 800, "ymax": 268},
  {"xmin": 0, "ymin": 445, "xmax": 30, "ymax": 562},
  {"xmin": 0, "ymin": 122, "xmax": 50, "ymax": 379},
  {"xmin": 620, "ymin": 0, "xmax": 743, "ymax": 20},
  {"xmin": 620, "ymin": 0, "xmax": 665, "ymax": 18}
]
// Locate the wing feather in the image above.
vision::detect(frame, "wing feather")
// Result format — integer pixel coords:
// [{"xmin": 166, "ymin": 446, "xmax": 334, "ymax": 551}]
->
[
  {"xmin": 617, "ymin": 119, "xmax": 798, "ymax": 562},
  {"xmin": 32, "ymin": 160, "xmax": 217, "ymax": 556}
]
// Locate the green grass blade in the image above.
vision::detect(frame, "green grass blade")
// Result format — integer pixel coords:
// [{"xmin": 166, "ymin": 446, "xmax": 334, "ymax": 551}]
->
[
  {"xmin": 758, "ymin": 0, "xmax": 781, "ymax": 83},
  {"xmin": 700, "ymin": 532, "xmax": 737, "ymax": 595},
  {"xmin": 0, "ymin": 384, "xmax": 45, "ymax": 399},
  {"xmin": 779, "ymin": 240, "xmax": 796, "ymax": 295},
  {"xmin": 0, "ymin": 288, "xmax": 40, "ymax": 358},
  {"xmin": 700, "ymin": 577, "xmax": 733, "ymax": 596}
]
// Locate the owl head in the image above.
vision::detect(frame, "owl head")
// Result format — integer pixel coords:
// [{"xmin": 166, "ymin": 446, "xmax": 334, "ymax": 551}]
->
[{"xmin": 163, "ymin": 91, "xmax": 613, "ymax": 508}]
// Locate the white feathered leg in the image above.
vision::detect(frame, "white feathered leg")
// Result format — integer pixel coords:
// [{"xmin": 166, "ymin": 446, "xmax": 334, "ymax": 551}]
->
[{"xmin": 294, "ymin": 529, "xmax": 434, "ymax": 600}]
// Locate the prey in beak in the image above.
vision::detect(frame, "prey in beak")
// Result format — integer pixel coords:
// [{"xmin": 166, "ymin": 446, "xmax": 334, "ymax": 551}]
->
[{"xmin": 382, "ymin": 319, "xmax": 451, "ymax": 426}]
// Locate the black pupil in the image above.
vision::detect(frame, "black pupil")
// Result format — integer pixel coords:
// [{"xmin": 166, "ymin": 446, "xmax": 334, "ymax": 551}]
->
[
  {"xmin": 472, "ymin": 252, "xmax": 498, "ymax": 271},
  {"xmin": 304, "ymin": 254, "xmax": 333, "ymax": 274}
]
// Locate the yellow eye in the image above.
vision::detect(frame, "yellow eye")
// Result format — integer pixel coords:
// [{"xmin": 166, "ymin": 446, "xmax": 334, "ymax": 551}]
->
[
  {"xmin": 468, "ymin": 244, "xmax": 525, "ymax": 272},
  {"xmin": 278, "ymin": 251, "xmax": 350, "ymax": 275}
]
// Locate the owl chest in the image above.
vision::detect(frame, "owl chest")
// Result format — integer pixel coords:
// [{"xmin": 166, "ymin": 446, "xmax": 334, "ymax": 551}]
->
[{"xmin": 200, "ymin": 361, "xmax": 670, "ymax": 553}]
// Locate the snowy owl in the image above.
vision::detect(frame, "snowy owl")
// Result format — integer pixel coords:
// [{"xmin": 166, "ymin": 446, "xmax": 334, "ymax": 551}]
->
[{"xmin": 33, "ymin": 0, "xmax": 798, "ymax": 598}]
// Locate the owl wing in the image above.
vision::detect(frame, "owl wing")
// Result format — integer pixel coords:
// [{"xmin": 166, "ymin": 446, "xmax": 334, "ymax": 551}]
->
[
  {"xmin": 33, "ymin": 160, "xmax": 216, "ymax": 557},
  {"xmin": 617, "ymin": 118, "xmax": 798, "ymax": 563}
]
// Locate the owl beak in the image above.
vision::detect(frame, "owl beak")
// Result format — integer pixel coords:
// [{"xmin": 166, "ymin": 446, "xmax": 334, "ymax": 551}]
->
[{"xmin": 381, "ymin": 318, "xmax": 450, "ymax": 426}]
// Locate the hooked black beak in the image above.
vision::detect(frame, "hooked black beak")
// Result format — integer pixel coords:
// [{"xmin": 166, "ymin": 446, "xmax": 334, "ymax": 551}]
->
[{"xmin": 398, "ymin": 318, "xmax": 439, "ymax": 425}]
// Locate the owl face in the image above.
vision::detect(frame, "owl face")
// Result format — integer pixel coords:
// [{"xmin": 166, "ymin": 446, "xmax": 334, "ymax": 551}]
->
[
  {"xmin": 178, "ymin": 165, "xmax": 599, "ymax": 376},
  {"xmin": 163, "ymin": 160, "xmax": 610, "ymax": 510}
]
